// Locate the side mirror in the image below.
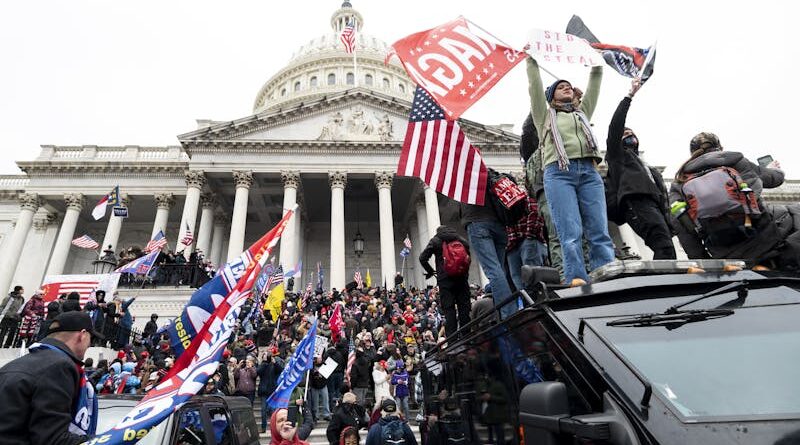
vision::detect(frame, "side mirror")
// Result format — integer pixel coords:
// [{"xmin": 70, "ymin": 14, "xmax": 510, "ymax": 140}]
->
[{"xmin": 519, "ymin": 382, "xmax": 569, "ymax": 445}]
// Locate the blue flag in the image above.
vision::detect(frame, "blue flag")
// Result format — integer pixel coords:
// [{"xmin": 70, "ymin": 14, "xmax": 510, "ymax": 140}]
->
[
  {"xmin": 267, "ymin": 320, "xmax": 317, "ymax": 409},
  {"xmin": 399, "ymin": 247, "xmax": 410, "ymax": 258},
  {"xmin": 114, "ymin": 249, "xmax": 159, "ymax": 275},
  {"xmin": 316, "ymin": 261, "xmax": 324, "ymax": 292}
]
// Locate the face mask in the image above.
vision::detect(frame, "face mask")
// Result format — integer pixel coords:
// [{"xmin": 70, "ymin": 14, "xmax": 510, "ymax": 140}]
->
[{"xmin": 622, "ymin": 135, "xmax": 639, "ymax": 152}]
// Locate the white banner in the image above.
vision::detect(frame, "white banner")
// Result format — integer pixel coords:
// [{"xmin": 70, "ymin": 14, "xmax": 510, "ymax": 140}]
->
[
  {"xmin": 314, "ymin": 335, "xmax": 329, "ymax": 358},
  {"xmin": 526, "ymin": 29, "xmax": 602, "ymax": 66}
]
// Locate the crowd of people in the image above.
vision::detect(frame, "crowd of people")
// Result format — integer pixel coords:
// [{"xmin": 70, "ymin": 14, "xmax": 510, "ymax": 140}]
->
[{"xmin": 110, "ymin": 245, "xmax": 216, "ymax": 288}]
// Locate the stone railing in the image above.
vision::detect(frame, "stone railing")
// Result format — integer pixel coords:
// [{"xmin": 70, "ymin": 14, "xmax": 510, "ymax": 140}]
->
[
  {"xmin": 36, "ymin": 145, "xmax": 189, "ymax": 162},
  {"xmin": 0, "ymin": 175, "xmax": 30, "ymax": 188}
]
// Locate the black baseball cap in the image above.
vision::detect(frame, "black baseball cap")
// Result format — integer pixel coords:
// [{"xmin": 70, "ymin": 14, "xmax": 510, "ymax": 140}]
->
[
  {"xmin": 48, "ymin": 311, "xmax": 104, "ymax": 338},
  {"xmin": 381, "ymin": 398, "xmax": 397, "ymax": 413}
]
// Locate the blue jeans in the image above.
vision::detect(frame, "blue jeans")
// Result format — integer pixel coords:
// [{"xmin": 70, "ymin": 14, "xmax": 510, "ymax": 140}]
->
[
  {"xmin": 397, "ymin": 396, "xmax": 410, "ymax": 420},
  {"xmin": 544, "ymin": 159, "xmax": 615, "ymax": 282},
  {"xmin": 507, "ymin": 239, "xmax": 547, "ymax": 290},
  {"xmin": 309, "ymin": 386, "xmax": 331, "ymax": 420},
  {"xmin": 327, "ymin": 371, "xmax": 343, "ymax": 408},
  {"xmin": 467, "ymin": 221, "xmax": 515, "ymax": 319}
]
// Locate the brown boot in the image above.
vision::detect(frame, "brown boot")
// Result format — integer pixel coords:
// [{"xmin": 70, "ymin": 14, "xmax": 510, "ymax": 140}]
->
[{"xmin": 569, "ymin": 278, "xmax": 587, "ymax": 287}]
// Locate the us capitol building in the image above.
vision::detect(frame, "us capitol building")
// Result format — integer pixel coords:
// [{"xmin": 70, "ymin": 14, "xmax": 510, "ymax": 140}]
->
[{"xmin": 0, "ymin": 2, "xmax": 797, "ymax": 326}]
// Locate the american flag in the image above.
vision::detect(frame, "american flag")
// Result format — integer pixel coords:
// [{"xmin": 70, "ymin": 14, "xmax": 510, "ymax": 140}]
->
[
  {"xmin": 404, "ymin": 234, "xmax": 412, "ymax": 249},
  {"xmin": 397, "ymin": 87, "xmax": 488, "ymax": 205},
  {"xmin": 340, "ymin": 19, "xmax": 356, "ymax": 53},
  {"xmin": 41, "ymin": 273, "xmax": 121, "ymax": 309},
  {"xmin": 265, "ymin": 265, "xmax": 284, "ymax": 292},
  {"xmin": 71, "ymin": 234, "xmax": 99, "ymax": 250},
  {"xmin": 353, "ymin": 270, "xmax": 363, "ymax": 289},
  {"xmin": 345, "ymin": 337, "xmax": 356, "ymax": 384},
  {"xmin": 180, "ymin": 222, "xmax": 194, "ymax": 246},
  {"xmin": 145, "ymin": 230, "xmax": 168, "ymax": 253}
]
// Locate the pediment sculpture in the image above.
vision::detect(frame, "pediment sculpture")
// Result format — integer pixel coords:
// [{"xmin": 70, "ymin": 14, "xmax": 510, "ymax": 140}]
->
[{"xmin": 317, "ymin": 107, "xmax": 394, "ymax": 141}]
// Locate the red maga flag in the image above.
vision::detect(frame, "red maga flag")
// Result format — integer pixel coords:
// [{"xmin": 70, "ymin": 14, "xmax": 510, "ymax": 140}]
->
[
  {"xmin": 388, "ymin": 16, "xmax": 525, "ymax": 119},
  {"xmin": 329, "ymin": 303, "xmax": 345, "ymax": 343},
  {"xmin": 397, "ymin": 86, "xmax": 488, "ymax": 205}
]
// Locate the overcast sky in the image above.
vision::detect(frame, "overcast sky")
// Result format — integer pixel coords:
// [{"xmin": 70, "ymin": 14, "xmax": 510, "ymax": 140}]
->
[{"xmin": 0, "ymin": 0, "xmax": 796, "ymax": 179}]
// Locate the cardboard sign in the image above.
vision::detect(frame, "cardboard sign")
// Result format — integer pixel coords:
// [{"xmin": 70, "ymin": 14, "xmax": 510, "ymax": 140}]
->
[
  {"xmin": 314, "ymin": 335, "xmax": 329, "ymax": 358},
  {"xmin": 113, "ymin": 206, "xmax": 129, "ymax": 218},
  {"xmin": 526, "ymin": 29, "xmax": 602, "ymax": 66},
  {"xmin": 318, "ymin": 357, "xmax": 338, "ymax": 379}
]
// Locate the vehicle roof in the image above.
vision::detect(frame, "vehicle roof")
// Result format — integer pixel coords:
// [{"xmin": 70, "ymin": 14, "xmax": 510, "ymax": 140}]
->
[{"xmin": 98, "ymin": 394, "xmax": 251, "ymax": 409}]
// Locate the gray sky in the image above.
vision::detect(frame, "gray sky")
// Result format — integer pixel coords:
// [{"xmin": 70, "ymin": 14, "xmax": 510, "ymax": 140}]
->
[{"xmin": 1, "ymin": 0, "xmax": 796, "ymax": 178}]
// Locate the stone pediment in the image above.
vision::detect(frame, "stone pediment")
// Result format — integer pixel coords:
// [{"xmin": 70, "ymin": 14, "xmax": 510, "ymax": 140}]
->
[{"xmin": 178, "ymin": 88, "xmax": 520, "ymax": 148}]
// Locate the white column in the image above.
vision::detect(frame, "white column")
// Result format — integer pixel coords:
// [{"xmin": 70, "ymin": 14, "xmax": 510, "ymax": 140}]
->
[
  {"xmin": 329, "ymin": 171, "xmax": 347, "ymax": 290},
  {"xmin": 176, "ymin": 170, "xmax": 205, "ymax": 257},
  {"xmin": 415, "ymin": 197, "xmax": 435, "ymax": 286},
  {"xmin": 375, "ymin": 172, "xmax": 397, "ymax": 286},
  {"xmin": 100, "ymin": 194, "xmax": 129, "ymax": 256},
  {"xmin": 45, "ymin": 193, "xmax": 84, "ymax": 277},
  {"xmin": 227, "ymin": 170, "xmax": 253, "ymax": 261},
  {"xmin": 152, "ymin": 193, "xmax": 174, "ymax": 238},
  {"xmin": 279, "ymin": 171, "xmax": 300, "ymax": 275},
  {"xmin": 0, "ymin": 193, "xmax": 40, "ymax": 294},
  {"xmin": 423, "ymin": 185, "xmax": 441, "ymax": 235},
  {"xmin": 209, "ymin": 212, "xmax": 226, "ymax": 268},
  {"xmin": 195, "ymin": 193, "xmax": 215, "ymax": 259},
  {"xmin": 410, "ymin": 218, "xmax": 425, "ymax": 289}
]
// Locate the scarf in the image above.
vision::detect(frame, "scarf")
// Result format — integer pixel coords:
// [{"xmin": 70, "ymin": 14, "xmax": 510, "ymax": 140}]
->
[
  {"xmin": 545, "ymin": 104, "xmax": 599, "ymax": 171},
  {"xmin": 29, "ymin": 342, "xmax": 98, "ymax": 436}
]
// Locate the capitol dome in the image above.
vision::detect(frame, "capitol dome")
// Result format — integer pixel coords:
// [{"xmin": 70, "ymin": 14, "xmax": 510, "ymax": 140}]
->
[{"xmin": 252, "ymin": 1, "xmax": 414, "ymax": 113}]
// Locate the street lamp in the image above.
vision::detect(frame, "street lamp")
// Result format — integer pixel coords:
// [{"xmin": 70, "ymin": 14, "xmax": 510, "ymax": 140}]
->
[
  {"xmin": 92, "ymin": 246, "xmax": 117, "ymax": 274},
  {"xmin": 353, "ymin": 231, "xmax": 365, "ymax": 257}
]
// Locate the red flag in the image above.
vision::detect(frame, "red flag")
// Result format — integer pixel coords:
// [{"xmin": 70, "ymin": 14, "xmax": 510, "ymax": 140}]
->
[
  {"xmin": 388, "ymin": 16, "xmax": 525, "ymax": 120},
  {"xmin": 330, "ymin": 303, "xmax": 345, "ymax": 344},
  {"xmin": 397, "ymin": 87, "xmax": 488, "ymax": 205}
]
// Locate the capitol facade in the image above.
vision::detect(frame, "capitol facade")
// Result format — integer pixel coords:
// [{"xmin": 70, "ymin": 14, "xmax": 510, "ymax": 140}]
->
[{"xmin": 0, "ymin": 2, "xmax": 797, "ymax": 326}]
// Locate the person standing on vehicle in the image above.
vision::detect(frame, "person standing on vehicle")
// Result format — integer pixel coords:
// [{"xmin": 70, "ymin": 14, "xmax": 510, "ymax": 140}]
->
[
  {"xmin": 605, "ymin": 78, "xmax": 676, "ymax": 259},
  {"xmin": 365, "ymin": 398, "xmax": 417, "ymax": 445},
  {"xmin": 0, "ymin": 311, "xmax": 103, "ymax": 445},
  {"xmin": 419, "ymin": 225, "xmax": 472, "ymax": 337},
  {"xmin": 526, "ymin": 56, "xmax": 616, "ymax": 285},
  {"xmin": 0, "ymin": 285, "xmax": 25, "ymax": 348}
]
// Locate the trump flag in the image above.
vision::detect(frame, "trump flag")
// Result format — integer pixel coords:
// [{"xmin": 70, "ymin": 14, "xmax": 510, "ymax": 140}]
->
[
  {"xmin": 388, "ymin": 17, "xmax": 525, "ymax": 120},
  {"xmin": 267, "ymin": 319, "xmax": 317, "ymax": 409}
]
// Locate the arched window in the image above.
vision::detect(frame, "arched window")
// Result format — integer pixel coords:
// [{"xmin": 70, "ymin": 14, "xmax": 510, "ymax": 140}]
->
[
  {"xmin": 383, "ymin": 78, "xmax": 390, "ymax": 89},
  {"xmin": 294, "ymin": 81, "xmax": 301, "ymax": 92},
  {"xmin": 310, "ymin": 76, "xmax": 318, "ymax": 87},
  {"xmin": 399, "ymin": 83, "xmax": 406, "ymax": 94},
  {"xmin": 327, "ymin": 73, "xmax": 336, "ymax": 85},
  {"xmin": 364, "ymin": 74, "xmax": 373, "ymax": 86},
  {"xmin": 346, "ymin": 72, "xmax": 355, "ymax": 85},
  {"xmin": 281, "ymin": 88, "xmax": 286, "ymax": 97}
]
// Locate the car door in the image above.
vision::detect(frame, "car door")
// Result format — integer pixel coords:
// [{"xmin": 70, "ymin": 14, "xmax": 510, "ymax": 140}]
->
[{"xmin": 174, "ymin": 404, "xmax": 212, "ymax": 445}]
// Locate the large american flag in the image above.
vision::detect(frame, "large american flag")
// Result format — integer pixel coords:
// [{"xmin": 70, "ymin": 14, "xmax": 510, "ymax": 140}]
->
[
  {"xmin": 145, "ymin": 230, "xmax": 168, "ymax": 253},
  {"xmin": 397, "ymin": 86, "xmax": 488, "ymax": 205},
  {"xmin": 404, "ymin": 234, "xmax": 412, "ymax": 249},
  {"xmin": 340, "ymin": 19, "xmax": 356, "ymax": 53},
  {"xmin": 353, "ymin": 270, "xmax": 363, "ymax": 289},
  {"xmin": 180, "ymin": 222, "xmax": 194, "ymax": 246},
  {"xmin": 71, "ymin": 234, "xmax": 99, "ymax": 250},
  {"xmin": 41, "ymin": 273, "xmax": 121, "ymax": 309}
]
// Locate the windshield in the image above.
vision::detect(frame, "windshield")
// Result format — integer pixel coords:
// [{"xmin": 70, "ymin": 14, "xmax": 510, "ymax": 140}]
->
[
  {"xmin": 96, "ymin": 406, "xmax": 167, "ymax": 445},
  {"xmin": 591, "ymin": 303, "xmax": 800, "ymax": 420}
]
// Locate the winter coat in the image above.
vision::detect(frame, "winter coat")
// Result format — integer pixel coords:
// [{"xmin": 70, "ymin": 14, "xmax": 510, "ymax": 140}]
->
[
  {"xmin": 0, "ymin": 338, "xmax": 88, "ymax": 445},
  {"xmin": 605, "ymin": 97, "xmax": 670, "ymax": 224},
  {"xmin": 372, "ymin": 368, "xmax": 392, "ymax": 408},
  {"xmin": 365, "ymin": 416, "xmax": 417, "ymax": 445},
  {"xmin": 257, "ymin": 358, "xmax": 284, "ymax": 397},
  {"xmin": 391, "ymin": 370, "xmax": 410, "ymax": 399},
  {"xmin": 669, "ymin": 151, "xmax": 785, "ymax": 260},
  {"xmin": 18, "ymin": 296, "xmax": 45, "ymax": 337},
  {"xmin": 350, "ymin": 351, "xmax": 372, "ymax": 389},
  {"xmin": 419, "ymin": 226, "xmax": 471, "ymax": 283},
  {"xmin": 326, "ymin": 402, "xmax": 368, "ymax": 445},
  {"xmin": 61, "ymin": 296, "xmax": 81, "ymax": 313},
  {"xmin": 0, "ymin": 293, "xmax": 24, "ymax": 320},
  {"xmin": 234, "ymin": 366, "xmax": 257, "ymax": 395}
]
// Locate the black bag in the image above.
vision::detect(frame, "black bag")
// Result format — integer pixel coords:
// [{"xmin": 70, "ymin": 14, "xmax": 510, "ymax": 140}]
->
[{"xmin": 487, "ymin": 169, "xmax": 527, "ymax": 226}]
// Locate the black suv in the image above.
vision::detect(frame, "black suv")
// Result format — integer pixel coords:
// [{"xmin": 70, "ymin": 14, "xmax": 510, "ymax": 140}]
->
[
  {"xmin": 96, "ymin": 394, "xmax": 260, "ymax": 445},
  {"xmin": 420, "ymin": 261, "xmax": 800, "ymax": 445}
]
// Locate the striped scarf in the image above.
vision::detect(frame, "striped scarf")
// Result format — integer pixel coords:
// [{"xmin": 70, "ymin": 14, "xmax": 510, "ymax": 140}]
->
[{"xmin": 545, "ymin": 105, "xmax": 599, "ymax": 171}]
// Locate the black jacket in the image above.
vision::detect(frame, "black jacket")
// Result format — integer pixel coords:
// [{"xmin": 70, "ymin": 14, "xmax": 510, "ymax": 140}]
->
[
  {"xmin": 256, "ymin": 358, "xmax": 284, "ymax": 397},
  {"xmin": 605, "ymin": 97, "xmax": 669, "ymax": 223},
  {"xmin": 419, "ymin": 226, "xmax": 471, "ymax": 283},
  {"xmin": 326, "ymin": 402, "xmax": 367, "ymax": 445},
  {"xmin": 0, "ymin": 338, "xmax": 87, "ymax": 445},
  {"xmin": 349, "ymin": 351, "xmax": 372, "ymax": 389},
  {"xmin": 669, "ymin": 150, "xmax": 785, "ymax": 260},
  {"xmin": 61, "ymin": 298, "xmax": 82, "ymax": 313}
]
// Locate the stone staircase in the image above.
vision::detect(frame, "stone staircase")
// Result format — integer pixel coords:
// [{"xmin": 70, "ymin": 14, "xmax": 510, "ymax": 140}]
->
[{"xmin": 252, "ymin": 398, "xmax": 423, "ymax": 445}]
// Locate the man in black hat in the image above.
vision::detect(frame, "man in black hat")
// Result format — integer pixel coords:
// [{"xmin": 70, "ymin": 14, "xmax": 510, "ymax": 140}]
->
[
  {"xmin": 0, "ymin": 311, "xmax": 103, "ymax": 444},
  {"xmin": 365, "ymin": 398, "xmax": 417, "ymax": 445}
]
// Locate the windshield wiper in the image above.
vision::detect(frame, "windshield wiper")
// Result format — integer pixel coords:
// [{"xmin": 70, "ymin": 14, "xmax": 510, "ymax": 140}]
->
[{"xmin": 606, "ymin": 281, "xmax": 749, "ymax": 328}]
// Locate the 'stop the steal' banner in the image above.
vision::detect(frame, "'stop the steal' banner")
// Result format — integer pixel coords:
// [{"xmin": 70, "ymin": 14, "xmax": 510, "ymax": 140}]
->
[
  {"xmin": 388, "ymin": 16, "xmax": 525, "ymax": 120},
  {"xmin": 526, "ymin": 29, "xmax": 602, "ymax": 66}
]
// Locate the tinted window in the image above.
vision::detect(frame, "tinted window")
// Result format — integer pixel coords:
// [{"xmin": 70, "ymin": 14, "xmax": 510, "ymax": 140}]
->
[
  {"xmin": 207, "ymin": 406, "xmax": 233, "ymax": 445},
  {"xmin": 230, "ymin": 407, "xmax": 260, "ymax": 445},
  {"xmin": 177, "ymin": 407, "xmax": 208, "ymax": 444}
]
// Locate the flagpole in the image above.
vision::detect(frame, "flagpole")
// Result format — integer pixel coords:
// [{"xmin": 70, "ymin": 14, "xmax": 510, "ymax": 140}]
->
[{"xmin": 303, "ymin": 311, "xmax": 319, "ymax": 402}]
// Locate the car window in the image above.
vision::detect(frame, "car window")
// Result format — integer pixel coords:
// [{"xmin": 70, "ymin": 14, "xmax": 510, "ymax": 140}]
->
[
  {"xmin": 207, "ymin": 406, "xmax": 234, "ymax": 445},
  {"xmin": 230, "ymin": 407, "xmax": 260, "ymax": 445},
  {"xmin": 96, "ymin": 405, "xmax": 167, "ymax": 445},
  {"xmin": 177, "ymin": 407, "xmax": 208, "ymax": 445}
]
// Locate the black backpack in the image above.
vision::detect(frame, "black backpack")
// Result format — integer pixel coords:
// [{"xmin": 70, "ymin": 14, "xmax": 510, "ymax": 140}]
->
[
  {"xmin": 487, "ymin": 168, "xmax": 527, "ymax": 226},
  {"xmin": 381, "ymin": 418, "xmax": 407, "ymax": 445},
  {"xmin": 440, "ymin": 417, "xmax": 468, "ymax": 444}
]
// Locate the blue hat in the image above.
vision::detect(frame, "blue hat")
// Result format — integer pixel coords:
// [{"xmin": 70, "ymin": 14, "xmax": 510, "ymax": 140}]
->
[{"xmin": 545, "ymin": 79, "xmax": 572, "ymax": 103}]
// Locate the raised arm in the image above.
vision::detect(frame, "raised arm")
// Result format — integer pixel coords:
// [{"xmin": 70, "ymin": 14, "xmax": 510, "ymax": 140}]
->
[
  {"xmin": 580, "ymin": 65, "xmax": 603, "ymax": 119},
  {"xmin": 526, "ymin": 57, "xmax": 548, "ymax": 137}
]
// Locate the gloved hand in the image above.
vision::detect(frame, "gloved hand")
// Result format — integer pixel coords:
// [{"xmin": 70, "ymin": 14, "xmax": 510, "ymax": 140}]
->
[{"xmin": 424, "ymin": 272, "xmax": 435, "ymax": 279}]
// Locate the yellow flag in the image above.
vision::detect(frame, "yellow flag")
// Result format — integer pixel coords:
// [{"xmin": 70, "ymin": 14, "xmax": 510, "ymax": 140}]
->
[
  {"xmin": 365, "ymin": 268, "xmax": 372, "ymax": 288},
  {"xmin": 265, "ymin": 283, "xmax": 285, "ymax": 321}
]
